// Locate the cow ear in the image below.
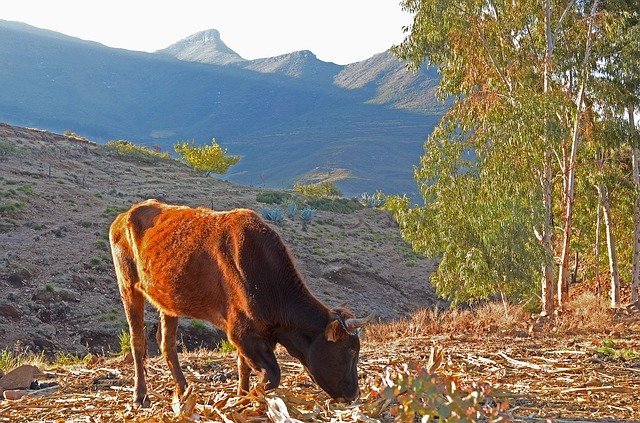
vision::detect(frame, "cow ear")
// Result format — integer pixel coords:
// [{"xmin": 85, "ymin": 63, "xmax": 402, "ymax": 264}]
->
[{"xmin": 325, "ymin": 319, "xmax": 346, "ymax": 342}]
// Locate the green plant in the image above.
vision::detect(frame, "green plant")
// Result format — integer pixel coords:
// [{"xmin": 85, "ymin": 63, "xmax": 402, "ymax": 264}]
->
[
  {"xmin": 118, "ymin": 330, "xmax": 131, "ymax": 356},
  {"xmin": 17, "ymin": 184, "xmax": 33, "ymax": 195},
  {"xmin": 174, "ymin": 138, "xmax": 239, "ymax": 176},
  {"xmin": 102, "ymin": 205, "xmax": 126, "ymax": 218},
  {"xmin": 105, "ymin": 139, "xmax": 171, "ymax": 162},
  {"xmin": 306, "ymin": 197, "xmax": 361, "ymax": 214},
  {"xmin": 0, "ymin": 348, "xmax": 45, "ymax": 372},
  {"xmin": 0, "ymin": 139, "xmax": 17, "ymax": 158},
  {"xmin": 595, "ymin": 339, "xmax": 640, "ymax": 361},
  {"xmin": 361, "ymin": 190, "xmax": 386, "ymax": 208},
  {"xmin": 293, "ymin": 181, "xmax": 342, "ymax": 198},
  {"xmin": 256, "ymin": 191, "xmax": 292, "ymax": 204},
  {"xmin": 260, "ymin": 207, "xmax": 285, "ymax": 225},
  {"xmin": 371, "ymin": 348, "xmax": 509, "ymax": 421},
  {"xmin": 52, "ymin": 352, "xmax": 92, "ymax": 367},
  {"xmin": 190, "ymin": 319, "xmax": 207, "ymax": 331},
  {"xmin": 217, "ymin": 339, "xmax": 236, "ymax": 354},
  {"xmin": 285, "ymin": 202, "xmax": 298, "ymax": 219}
]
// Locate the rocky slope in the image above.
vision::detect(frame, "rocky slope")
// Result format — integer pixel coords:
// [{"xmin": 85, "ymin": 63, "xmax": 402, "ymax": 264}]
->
[{"xmin": 0, "ymin": 123, "xmax": 440, "ymax": 356}]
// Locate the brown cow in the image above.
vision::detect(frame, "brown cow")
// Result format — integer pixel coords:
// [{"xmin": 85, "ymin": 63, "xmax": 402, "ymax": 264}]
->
[{"xmin": 109, "ymin": 199, "xmax": 370, "ymax": 407}]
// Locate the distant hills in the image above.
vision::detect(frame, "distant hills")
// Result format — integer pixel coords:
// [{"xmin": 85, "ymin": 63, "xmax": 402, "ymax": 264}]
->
[{"xmin": 0, "ymin": 21, "xmax": 447, "ymax": 196}]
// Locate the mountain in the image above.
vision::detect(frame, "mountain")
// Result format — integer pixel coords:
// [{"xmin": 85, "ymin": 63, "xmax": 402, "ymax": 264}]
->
[
  {"xmin": 156, "ymin": 29, "xmax": 244, "ymax": 65},
  {"xmin": 0, "ymin": 20, "xmax": 447, "ymax": 197}
]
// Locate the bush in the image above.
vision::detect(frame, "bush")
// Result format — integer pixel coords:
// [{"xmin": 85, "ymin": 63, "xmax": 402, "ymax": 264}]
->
[
  {"xmin": 372, "ymin": 349, "xmax": 510, "ymax": 421},
  {"xmin": 105, "ymin": 140, "xmax": 171, "ymax": 162},
  {"xmin": 256, "ymin": 191, "xmax": 292, "ymax": 204},
  {"xmin": 286, "ymin": 202, "xmax": 298, "ymax": 219},
  {"xmin": 174, "ymin": 138, "xmax": 240, "ymax": 175},
  {"xmin": 0, "ymin": 139, "xmax": 17, "ymax": 159},
  {"xmin": 260, "ymin": 207, "xmax": 285, "ymax": 225},
  {"xmin": 361, "ymin": 190, "xmax": 387, "ymax": 208},
  {"xmin": 306, "ymin": 197, "xmax": 362, "ymax": 214},
  {"xmin": 293, "ymin": 181, "xmax": 342, "ymax": 198}
]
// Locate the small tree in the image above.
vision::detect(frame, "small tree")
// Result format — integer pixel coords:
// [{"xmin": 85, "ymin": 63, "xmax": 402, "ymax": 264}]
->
[{"xmin": 174, "ymin": 138, "xmax": 240, "ymax": 176}]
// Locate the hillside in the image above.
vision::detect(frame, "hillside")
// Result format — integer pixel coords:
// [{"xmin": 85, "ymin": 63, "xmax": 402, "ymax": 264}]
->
[
  {"xmin": 0, "ymin": 20, "xmax": 445, "ymax": 198},
  {"xmin": 0, "ymin": 123, "xmax": 440, "ymax": 355}
]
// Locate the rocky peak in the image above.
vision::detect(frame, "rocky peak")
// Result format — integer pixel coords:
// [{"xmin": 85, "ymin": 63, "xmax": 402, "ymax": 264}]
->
[{"xmin": 156, "ymin": 29, "xmax": 244, "ymax": 65}]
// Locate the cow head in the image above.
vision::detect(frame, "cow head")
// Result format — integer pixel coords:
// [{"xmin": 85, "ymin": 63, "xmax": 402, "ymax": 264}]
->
[{"xmin": 304, "ymin": 309, "xmax": 372, "ymax": 402}]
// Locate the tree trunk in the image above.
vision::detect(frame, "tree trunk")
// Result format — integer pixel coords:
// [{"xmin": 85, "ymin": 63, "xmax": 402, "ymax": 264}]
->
[
  {"xmin": 541, "ymin": 152, "xmax": 555, "ymax": 315},
  {"xmin": 598, "ymin": 184, "xmax": 620, "ymax": 308},
  {"xmin": 540, "ymin": 0, "xmax": 555, "ymax": 316},
  {"xmin": 630, "ymin": 106, "xmax": 639, "ymax": 303},
  {"xmin": 557, "ymin": 0, "xmax": 600, "ymax": 309},
  {"xmin": 595, "ymin": 186, "xmax": 602, "ymax": 298}
]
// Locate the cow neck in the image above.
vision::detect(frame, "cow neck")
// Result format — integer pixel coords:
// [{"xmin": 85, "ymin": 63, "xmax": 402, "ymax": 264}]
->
[{"xmin": 272, "ymin": 280, "xmax": 332, "ymax": 362}]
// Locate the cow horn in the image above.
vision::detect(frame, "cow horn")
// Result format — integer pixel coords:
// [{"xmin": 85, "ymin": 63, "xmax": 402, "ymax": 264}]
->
[{"xmin": 344, "ymin": 314, "xmax": 375, "ymax": 331}]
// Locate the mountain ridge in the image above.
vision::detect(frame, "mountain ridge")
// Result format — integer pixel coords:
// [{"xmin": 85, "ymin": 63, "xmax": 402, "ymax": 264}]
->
[{"xmin": 0, "ymin": 20, "xmax": 447, "ymax": 197}]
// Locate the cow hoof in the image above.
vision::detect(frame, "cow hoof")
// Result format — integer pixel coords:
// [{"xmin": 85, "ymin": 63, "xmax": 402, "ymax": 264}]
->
[{"xmin": 134, "ymin": 394, "xmax": 151, "ymax": 408}]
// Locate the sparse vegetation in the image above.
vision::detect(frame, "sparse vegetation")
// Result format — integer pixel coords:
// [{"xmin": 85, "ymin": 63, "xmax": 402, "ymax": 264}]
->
[
  {"xmin": 216, "ymin": 339, "xmax": 236, "ymax": 354},
  {"xmin": 0, "ymin": 139, "xmax": 17, "ymax": 158},
  {"xmin": 256, "ymin": 190, "xmax": 292, "ymax": 204},
  {"xmin": 105, "ymin": 140, "xmax": 171, "ymax": 162},
  {"xmin": 260, "ymin": 207, "xmax": 285, "ymax": 225},
  {"xmin": 190, "ymin": 320, "xmax": 207, "ymax": 332},
  {"xmin": 102, "ymin": 205, "xmax": 126, "ymax": 218},
  {"xmin": 118, "ymin": 330, "xmax": 131, "ymax": 356},
  {"xmin": 52, "ymin": 352, "xmax": 93, "ymax": 367},
  {"xmin": 174, "ymin": 138, "xmax": 239, "ymax": 176},
  {"xmin": 0, "ymin": 348, "xmax": 45, "ymax": 372},
  {"xmin": 293, "ymin": 181, "xmax": 342, "ymax": 198}
]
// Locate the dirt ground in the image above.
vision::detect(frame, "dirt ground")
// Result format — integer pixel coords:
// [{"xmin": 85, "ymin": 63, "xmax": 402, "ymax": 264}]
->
[
  {"xmin": 0, "ymin": 123, "xmax": 440, "ymax": 355},
  {"xmin": 1, "ymin": 329, "xmax": 639, "ymax": 422}
]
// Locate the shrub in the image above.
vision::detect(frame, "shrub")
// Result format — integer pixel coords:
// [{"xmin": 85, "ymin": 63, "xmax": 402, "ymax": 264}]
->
[
  {"xmin": 300, "ymin": 207, "xmax": 316, "ymax": 231},
  {"xmin": 217, "ymin": 339, "xmax": 236, "ymax": 354},
  {"xmin": 0, "ymin": 139, "xmax": 17, "ymax": 159},
  {"xmin": 105, "ymin": 140, "xmax": 171, "ymax": 162},
  {"xmin": 306, "ymin": 197, "xmax": 362, "ymax": 214},
  {"xmin": 361, "ymin": 190, "xmax": 386, "ymax": 208},
  {"xmin": 293, "ymin": 181, "xmax": 342, "ymax": 198},
  {"xmin": 190, "ymin": 320, "xmax": 207, "ymax": 331},
  {"xmin": 371, "ymin": 349, "xmax": 510, "ymax": 421},
  {"xmin": 174, "ymin": 138, "xmax": 240, "ymax": 176},
  {"xmin": 286, "ymin": 202, "xmax": 298, "ymax": 219},
  {"xmin": 260, "ymin": 207, "xmax": 285, "ymax": 225},
  {"xmin": 256, "ymin": 191, "xmax": 292, "ymax": 204},
  {"xmin": 118, "ymin": 330, "xmax": 131, "ymax": 356}
]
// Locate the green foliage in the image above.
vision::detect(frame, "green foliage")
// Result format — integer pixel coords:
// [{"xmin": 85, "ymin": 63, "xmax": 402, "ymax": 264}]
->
[
  {"xmin": 217, "ymin": 339, "xmax": 236, "ymax": 354},
  {"xmin": 101, "ymin": 205, "xmax": 127, "ymax": 218},
  {"xmin": 0, "ymin": 139, "xmax": 17, "ymax": 158},
  {"xmin": 285, "ymin": 202, "xmax": 298, "ymax": 219},
  {"xmin": 256, "ymin": 190, "xmax": 292, "ymax": 204},
  {"xmin": 190, "ymin": 320, "xmax": 206, "ymax": 331},
  {"xmin": 372, "ymin": 359, "xmax": 509, "ymax": 421},
  {"xmin": 361, "ymin": 191, "xmax": 386, "ymax": 208},
  {"xmin": 260, "ymin": 207, "xmax": 285, "ymax": 225},
  {"xmin": 0, "ymin": 348, "xmax": 45, "ymax": 372},
  {"xmin": 305, "ymin": 197, "xmax": 361, "ymax": 214},
  {"xmin": 595, "ymin": 339, "xmax": 640, "ymax": 360},
  {"xmin": 52, "ymin": 352, "xmax": 92, "ymax": 367},
  {"xmin": 118, "ymin": 330, "xmax": 131, "ymax": 356},
  {"xmin": 293, "ymin": 181, "xmax": 342, "ymax": 198},
  {"xmin": 105, "ymin": 139, "xmax": 171, "ymax": 162},
  {"xmin": 300, "ymin": 207, "xmax": 316, "ymax": 223},
  {"xmin": 174, "ymin": 138, "xmax": 240, "ymax": 176}
]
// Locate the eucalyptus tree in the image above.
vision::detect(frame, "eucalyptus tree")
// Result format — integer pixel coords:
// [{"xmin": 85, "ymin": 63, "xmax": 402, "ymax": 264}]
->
[{"xmin": 391, "ymin": 0, "xmax": 625, "ymax": 311}]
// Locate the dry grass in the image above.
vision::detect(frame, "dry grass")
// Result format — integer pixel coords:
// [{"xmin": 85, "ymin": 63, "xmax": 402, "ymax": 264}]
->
[
  {"xmin": 366, "ymin": 301, "xmax": 529, "ymax": 343},
  {"xmin": 365, "ymin": 293, "xmax": 633, "ymax": 344}
]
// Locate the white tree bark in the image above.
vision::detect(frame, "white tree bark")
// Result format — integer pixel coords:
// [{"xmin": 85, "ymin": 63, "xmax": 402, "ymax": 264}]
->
[
  {"xmin": 630, "ymin": 106, "xmax": 639, "ymax": 303},
  {"xmin": 557, "ymin": 0, "xmax": 600, "ymax": 308},
  {"xmin": 598, "ymin": 184, "xmax": 620, "ymax": 308}
]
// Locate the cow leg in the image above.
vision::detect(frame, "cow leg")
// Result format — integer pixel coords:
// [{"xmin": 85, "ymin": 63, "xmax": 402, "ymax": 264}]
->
[
  {"xmin": 120, "ymin": 287, "xmax": 149, "ymax": 407},
  {"xmin": 231, "ymin": 332, "xmax": 281, "ymax": 393},
  {"xmin": 237, "ymin": 355, "xmax": 251, "ymax": 395},
  {"xmin": 157, "ymin": 312, "xmax": 188, "ymax": 397}
]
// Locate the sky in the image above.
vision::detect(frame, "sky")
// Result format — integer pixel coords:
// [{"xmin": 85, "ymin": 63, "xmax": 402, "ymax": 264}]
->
[{"xmin": 0, "ymin": 1, "xmax": 413, "ymax": 65}]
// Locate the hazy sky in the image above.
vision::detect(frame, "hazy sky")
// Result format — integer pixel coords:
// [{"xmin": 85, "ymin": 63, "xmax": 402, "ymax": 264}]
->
[{"xmin": 0, "ymin": 1, "xmax": 413, "ymax": 65}]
